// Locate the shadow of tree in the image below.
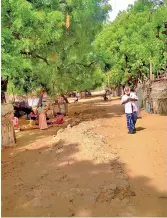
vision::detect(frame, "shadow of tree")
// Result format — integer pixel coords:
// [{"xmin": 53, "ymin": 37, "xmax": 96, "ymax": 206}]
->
[
  {"xmin": 13, "ymin": 98, "xmax": 124, "ymax": 148},
  {"xmin": 2, "ymin": 139, "xmax": 167, "ymax": 217},
  {"xmin": 2, "ymin": 97, "xmax": 167, "ymax": 216},
  {"xmin": 15, "ymin": 126, "xmax": 62, "ymax": 148},
  {"xmin": 68, "ymin": 98, "xmax": 124, "ymax": 127}
]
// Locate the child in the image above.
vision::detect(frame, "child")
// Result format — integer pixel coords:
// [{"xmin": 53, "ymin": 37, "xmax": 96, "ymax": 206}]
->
[
  {"xmin": 11, "ymin": 115, "xmax": 19, "ymax": 129},
  {"xmin": 28, "ymin": 107, "xmax": 39, "ymax": 120},
  {"xmin": 53, "ymin": 112, "xmax": 64, "ymax": 125}
]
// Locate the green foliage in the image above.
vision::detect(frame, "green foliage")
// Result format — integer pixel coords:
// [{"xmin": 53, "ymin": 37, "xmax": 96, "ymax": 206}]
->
[
  {"xmin": 2, "ymin": 0, "xmax": 111, "ymax": 94},
  {"xmin": 106, "ymin": 68, "xmax": 123, "ymax": 87},
  {"xmin": 3, "ymin": 0, "xmax": 166, "ymax": 92},
  {"xmin": 94, "ymin": 0, "xmax": 167, "ymax": 86}
]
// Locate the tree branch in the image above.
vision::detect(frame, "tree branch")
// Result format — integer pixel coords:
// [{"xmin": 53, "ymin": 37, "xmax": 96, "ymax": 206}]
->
[
  {"xmin": 20, "ymin": 51, "xmax": 49, "ymax": 65},
  {"xmin": 72, "ymin": 61, "xmax": 97, "ymax": 68},
  {"xmin": 12, "ymin": 31, "xmax": 20, "ymax": 39},
  {"xmin": 156, "ymin": 27, "xmax": 167, "ymax": 44},
  {"xmin": 59, "ymin": 61, "xmax": 97, "ymax": 70},
  {"xmin": 35, "ymin": 54, "xmax": 49, "ymax": 65}
]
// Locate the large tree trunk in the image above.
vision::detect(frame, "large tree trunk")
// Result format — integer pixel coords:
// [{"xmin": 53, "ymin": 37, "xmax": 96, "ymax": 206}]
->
[{"xmin": 2, "ymin": 104, "xmax": 16, "ymax": 148}]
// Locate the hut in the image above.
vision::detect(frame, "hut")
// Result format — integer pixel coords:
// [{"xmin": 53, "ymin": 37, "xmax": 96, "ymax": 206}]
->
[
  {"xmin": 137, "ymin": 78, "xmax": 167, "ymax": 115},
  {"xmin": 150, "ymin": 80, "xmax": 167, "ymax": 115}
]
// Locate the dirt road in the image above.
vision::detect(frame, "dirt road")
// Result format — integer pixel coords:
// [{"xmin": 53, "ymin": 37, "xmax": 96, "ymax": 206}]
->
[{"xmin": 2, "ymin": 97, "xmax": 167, "ymax": 216}]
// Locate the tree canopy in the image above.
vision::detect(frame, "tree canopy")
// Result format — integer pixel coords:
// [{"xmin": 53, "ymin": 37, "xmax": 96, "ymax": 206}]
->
[
  {"xmin": 94, "ymin": 0, "xmax": 167, "ymax": 87},
  {"xmin": 2, "ymin": 0, "xmax": 111, "ymax": 94},
  {"xmin": 2, "ymin": 0, "xmax": 167, "ymax": 94}
]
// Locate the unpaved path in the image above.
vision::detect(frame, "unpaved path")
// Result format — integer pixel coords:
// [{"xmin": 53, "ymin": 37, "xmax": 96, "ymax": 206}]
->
[{"xmin": 2, "ymin": 97, "xmax": 167, "ymax": 216}]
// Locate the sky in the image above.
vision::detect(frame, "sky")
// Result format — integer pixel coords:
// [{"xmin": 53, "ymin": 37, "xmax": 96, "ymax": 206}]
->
[{"xmin": 109, "ymin": 0, "xmax": 136, "ymax": 21}]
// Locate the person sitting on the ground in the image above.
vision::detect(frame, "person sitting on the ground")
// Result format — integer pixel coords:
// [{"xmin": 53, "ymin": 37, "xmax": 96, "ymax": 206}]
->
[
  {"xmin": 53, "ymin": 112, "xmax": 64, "ymax": 125},
  {"xmin": 28, "ymin": 107, "xmax": 39, "ymax": 120}
]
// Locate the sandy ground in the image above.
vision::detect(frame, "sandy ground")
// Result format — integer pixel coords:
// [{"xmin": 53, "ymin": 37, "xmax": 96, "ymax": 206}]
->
[{"xmin": 2, "ymin": 97, "xmax": 167, "ymax": 217}]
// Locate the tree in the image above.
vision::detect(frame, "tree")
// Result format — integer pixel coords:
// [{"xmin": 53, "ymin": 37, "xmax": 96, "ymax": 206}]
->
[
  {"xmin": 2, "ymin": 0, "xmax": 111, "ymax": 94},
  {"xmin": 94, "ymin": 0, "xmax": 167, "ymax": 86}
]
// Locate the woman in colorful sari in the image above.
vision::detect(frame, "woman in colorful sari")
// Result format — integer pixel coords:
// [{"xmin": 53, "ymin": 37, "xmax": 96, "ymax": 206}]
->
[{"xmin": 39, "ymin": 107, "xmax": 48, "ymax": 130}]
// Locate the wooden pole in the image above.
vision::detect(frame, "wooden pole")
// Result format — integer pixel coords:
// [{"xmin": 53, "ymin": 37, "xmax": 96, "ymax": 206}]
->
[
  {"xmin": 107, "ymin": 72, "xmax": 110, "ymax": 87},
  {"xmin": 150, "ymin": 59, "xmax": 153, "ymax": 81}
]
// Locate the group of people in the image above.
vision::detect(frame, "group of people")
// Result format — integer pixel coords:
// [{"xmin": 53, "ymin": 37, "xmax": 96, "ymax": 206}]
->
[
  {"xmin": 11, "ymin": 87, "xmax": 140, "ymax": 134},
  {"xmin": 27, "ymin": 94, "xmax": 69, "ymax": 130},
  {"xmin": 68, "ymin": 90, "xmax": 91, "ymax": 98},
  {"xmin": 11, "ymin": 93, "xmax": 68, "ymax": 130},
  {"xmin": 12, "ymin": 105, "xmax": 64, "ymax": 130},
  {"xmin": 121, "ymin": 86, "xmax": 139, "ymax": 134},
  {"xmin": 74, "ymin": 90, "xmax": 92, "ymax": 103}
]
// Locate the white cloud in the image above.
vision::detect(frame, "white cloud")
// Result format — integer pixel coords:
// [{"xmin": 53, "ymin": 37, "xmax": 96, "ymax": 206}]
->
[{"xmin": 109, "ymin": 0, "xmax": 136, "ymax": 21}]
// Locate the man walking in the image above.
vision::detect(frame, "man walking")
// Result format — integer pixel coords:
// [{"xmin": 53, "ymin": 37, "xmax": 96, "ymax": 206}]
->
[{"xmin": 121, "ymin": 86, "xmax": 138, "ymax": 134}]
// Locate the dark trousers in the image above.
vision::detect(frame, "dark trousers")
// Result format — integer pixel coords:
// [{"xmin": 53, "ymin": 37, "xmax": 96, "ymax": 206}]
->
[{"xmin": 126, "ymin": 112, "xmax": 137, "ymax": 133}]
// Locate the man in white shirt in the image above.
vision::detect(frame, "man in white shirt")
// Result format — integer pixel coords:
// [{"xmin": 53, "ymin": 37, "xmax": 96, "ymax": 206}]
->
[
  {"xmin": 131, "ymin": 87, "xmax": 140, "ymax": 117},
  {"xmin": 74, "ymin": 92, "xmax": 80, "ymax": 103},
  {"xmin": 121, "ymin": 87, "xmax": 138, "ymax": 134}
]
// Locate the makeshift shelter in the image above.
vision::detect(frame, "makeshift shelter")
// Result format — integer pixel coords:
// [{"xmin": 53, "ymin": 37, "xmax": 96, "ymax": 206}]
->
[{"xmin": 151, "ymin": 80, "xmax": 167, "ymax": 115}]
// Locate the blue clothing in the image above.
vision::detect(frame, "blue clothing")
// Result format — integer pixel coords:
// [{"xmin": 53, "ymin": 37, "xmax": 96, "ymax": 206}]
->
[
  {"xmin": 126, "ymin": 112, "xmax": 137, "ymax": 133},
  {"xmin": 132, "ymin": 111, "xmax": 137, "ymax": 126}
]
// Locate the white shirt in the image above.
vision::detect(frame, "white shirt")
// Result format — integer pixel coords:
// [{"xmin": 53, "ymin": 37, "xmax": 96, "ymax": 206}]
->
[
  {"xmin": 121, "ymin": 92, "xmax": 138, "ymax": 114},
  {"xmin": 130, "ymin": 92, "xmax": 139, "ymax": 113},
  {"xmin": 28, "ymin": 98, "xmax": 40, "ymax": 107}
]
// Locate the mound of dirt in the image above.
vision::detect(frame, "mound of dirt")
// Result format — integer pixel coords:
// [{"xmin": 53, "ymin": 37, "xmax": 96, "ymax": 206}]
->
[{"xmin": 2, "ymin": 118, "xmax": 135, "ymax": 217}]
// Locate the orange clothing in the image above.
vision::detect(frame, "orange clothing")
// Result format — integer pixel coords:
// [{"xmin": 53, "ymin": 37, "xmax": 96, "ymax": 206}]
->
[{"xmin": 39, "ymin": 113, "xmax": 48, "ymax": 130}]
